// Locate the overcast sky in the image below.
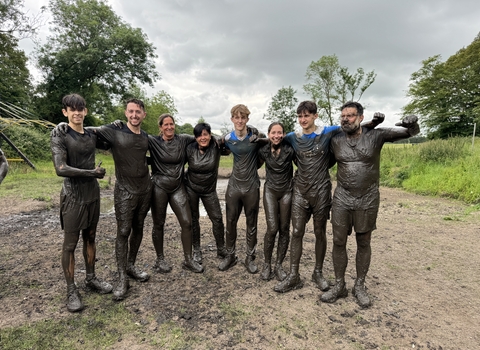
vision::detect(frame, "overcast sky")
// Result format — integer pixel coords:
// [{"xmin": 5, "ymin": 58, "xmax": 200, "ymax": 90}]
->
[{"xmin": 20, "ymin": 0, "xmax": 480, "ymax": 132}]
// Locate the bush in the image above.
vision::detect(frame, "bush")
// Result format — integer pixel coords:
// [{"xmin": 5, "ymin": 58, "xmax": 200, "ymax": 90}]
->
[
  {"xmin": 417, "ymin": 137, "xmax": 467, "ymax": 163},
  {"xmin": 1, "ymin": 125, "xmax": 52, "ymax": 162}
]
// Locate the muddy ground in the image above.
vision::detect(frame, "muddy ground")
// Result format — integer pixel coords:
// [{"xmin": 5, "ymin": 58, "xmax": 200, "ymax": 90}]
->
[{"xmin": 1, "ymin": 171, "xmax": 479, "ymax": 349}]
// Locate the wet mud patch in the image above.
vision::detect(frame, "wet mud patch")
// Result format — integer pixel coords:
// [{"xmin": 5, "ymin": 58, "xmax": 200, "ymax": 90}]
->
[{"xmin": 0, "ymin": 186, "xmax": 479, "ymax": 348}]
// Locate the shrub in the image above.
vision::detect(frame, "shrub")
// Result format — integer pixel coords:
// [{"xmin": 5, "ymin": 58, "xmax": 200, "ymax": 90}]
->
[{"xmin": 1, "ymin": 125, "xmax": 52, "ymax": 162}]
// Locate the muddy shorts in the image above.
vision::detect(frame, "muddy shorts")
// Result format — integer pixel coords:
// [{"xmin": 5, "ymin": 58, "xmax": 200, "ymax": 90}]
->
[
  {"xmin": 60, "ymin": 195, "xmax": 100, "ymax": 233},
  {"xmin": 331, "ymin": 185, "xmax": 379, "ymax": 235}
]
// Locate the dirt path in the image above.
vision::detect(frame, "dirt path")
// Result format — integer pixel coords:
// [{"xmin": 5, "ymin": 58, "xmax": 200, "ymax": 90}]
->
[{"xmin": 1, "ymin": 183, "xmax": 479, "ymax": 349}]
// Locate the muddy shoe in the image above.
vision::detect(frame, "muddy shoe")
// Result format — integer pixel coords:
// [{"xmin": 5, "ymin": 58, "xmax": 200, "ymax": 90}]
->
[
  {"xmin": 274, "ymin": 273, "xmax": 303, "ymax": 293},
  {"xmin": 218, "ymin": 254, "xmax": 237, "ymax": 271},
  {"xmin": 260, "ymin": 263, "xmax": 273, "ymax": 281},
  {"xmin": 85, "ymin": 276, "xmax": 113, "ymax": 294},
  {"xmin": 67, "ymin": 286, "xmax": 84, "ymax": 312},
  {"xmin": 352, "ymin": 283, "xmax": 371, "ymax": 308},
  {"xmin": 153, "ymin": 258, "xmax": 172, "ymax": 273},
  {"xmin": 320, "ymin": 282, "xmax": 348, "ymax": 303},
  {"xmin": 274, "ymin": 264, "xmax": 287, "ymax": 282},
  {"xmin": 245, "ymin": 255, "xmax": 258, "ymax": 274},
  {"xmin": 311, "ymin": 269, "xmax": 330, "ymax": 291},
  {"xmin": 127, "ymin": 265, "xmax": 150, "ymax": 282},
  {"xmin": 182, "ymin": 258, "xmax": 204, "ymax": 273},
  {"xmin": 216, "ymin": 246, "xmax": 228, "ymax": 259},
  {"xmin": 193, "ymin": 249, "xmax": 203, "ymax": 264},
  {"xmin": 112, "ymin": 275, "xmax": 129, "ymax": 301}
]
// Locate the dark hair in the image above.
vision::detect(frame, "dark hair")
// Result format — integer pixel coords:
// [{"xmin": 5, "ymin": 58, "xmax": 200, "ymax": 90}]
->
[
  {"xmin": 296, "ymin": 100, "xmax": 317, "ymax": 115},
  {"xmin": 340, "ymin": 101, "xmax": 364, "ymax": 116},
  {"xmin": 158, "ymin": 113, "xmax": 175, "ymax": 126},
  {"xmin": 125, "ymin": 98, "xmax": 145, "ymax": 111},
  {"xmin": 267, "ymin": 122, "xmax": 284, "ymax": 133},
  {"xmin": 62, "ymin": 94, "xmax": 86, "ymax": 110},
  {"xmin": 194, "ymin": 123, "xmax": 212, "ymax": 137}
]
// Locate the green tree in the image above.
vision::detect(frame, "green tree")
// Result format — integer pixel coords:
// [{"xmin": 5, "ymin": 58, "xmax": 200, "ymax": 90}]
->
[
  {"xmin": 175, "ymin": 123, "xmax": 194, "ymax": 135},
  {"xmin": 0, "ymin": 34, "xmax": 31, "ymax": 106},
  {"xmin": 34, "ymin": 0, "xmax": 159, "ymax": 125},
  {"xmin": 404, "ymin": 33, "xmax": 480, "ymax": 139},
  {"xmin": 264, "ymin": 86, "xmax": 298, "ymax": 133},
  {"xmin": 143, "ymin": 90, "xmax": 178, "ymax": 135},
  {"xmin": 0, "ymin": 0, "xmax": 45, "ymax": 39},
  {"xmin": 303, "ymin": 54, "xmax": 376, "ymax": 125}
]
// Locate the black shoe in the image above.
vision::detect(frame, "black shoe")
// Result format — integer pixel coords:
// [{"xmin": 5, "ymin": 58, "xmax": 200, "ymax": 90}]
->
[
  {"xmin": 218, "ymin": 254, "xmax": 237, "ymax": 271},
  {"xmin": 193, "ymin": 249, "xmax": 203, "ymax": 264},
  {"xmin": 67, "ymin": 286, "xmax": 84, "ymax": 312},
  {"xmin": 352, "ymin": 283, "xmax": 371, "ymax": 308},
  {"xmin": 274, "ymin": 273, "xmax": 303, "ymax": 293},
  {"xmin": 85, "ymin": 276, "xmax": 113, "ymax": 294},
  {"xmin": 216, "ymin": 246, "xmax": 228, "ymax": 259},
  {"xmin": 260, "ymin": 263, "xmax": 273, "ymax": 281},
  {"xmin": 311, "ymin": 269, "xmax": 330, "ymax": 291},
  {"xmin": 274, "ymin": 264, "xmax": 287, "ymax": 281},
  {"xmin": 153, "ymin": 258, "xmax": 172, "ymax": 273},
  {"xmin": 320, "ymin": 282, "xmax": 348, "ymax": 303},
  {"xmin": 127, "ymin": 265, "xmax": 150, "ymax": 282},
  {"xmin": 112, "ymin": 275, "xmax": 129, "ymax": 301},
  {"xmin": 245, "ymin": 255, "xmax": 258, "ymax": 274},
  {"xmin": 182, "ymin": 258, "xmax": 204, "ymax": 273}
]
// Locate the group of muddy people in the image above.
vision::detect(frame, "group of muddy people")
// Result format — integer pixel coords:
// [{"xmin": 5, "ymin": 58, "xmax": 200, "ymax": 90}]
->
[{"xmin": 38, "ymin": 93, "xmax": 420, "ymax": 313}]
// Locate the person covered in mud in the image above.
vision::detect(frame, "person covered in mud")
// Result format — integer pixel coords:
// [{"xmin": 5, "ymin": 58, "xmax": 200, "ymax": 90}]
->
[
  {"xmin": 50, "ymin": 94, "xmax": 113, "ymax": 312},
  {"xmin": 184, "ymin": 122, "xmax": 229, "ymax": 265},
  {"xmin": 219, "ymin": 104, "xmax": 264, "ymax": 274},
  {"xmin": 147, "ymin": 114, "xmax": 204, "ymax": 274},
  {"xmin": 61, "ymin": 98, "xmax": 152, "ymax": 301},
  {"xmin": 257, "ymin": 122, "xmax": 295, "ymax": 282},
  {"xmin": 320, "ymin": 101, "xmax": 419, "ymax": 308},
  {"xmin": 0, "ymin": 148, "xmax": 8, "ymax": 184},
  {"xmin": 274, "ymin": 101, "xmax": 383, "ymax": 294}
]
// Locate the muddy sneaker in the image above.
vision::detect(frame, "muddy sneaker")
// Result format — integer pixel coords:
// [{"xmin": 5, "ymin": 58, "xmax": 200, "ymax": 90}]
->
[
  {"xmin": 85, "ymin": 276, "xmax": 113, "ymax": 294},
  {"xmin": 274, "ymin": 264, "xmax": 287, "ymax": 282},
  {"xmin": 182, "ymin": 258, "xmax": 204, "ymax": 273},
  {"xmin": 311, "ymin": 268, "xmax": 330, "ymax": 291},
  {"xmin": 320, "ymin": 282, "xmax": 348, "ymax": 303},
  {"xmin": 352, "ymin": 283, "xmax": 371, "ymax": 308},
  {"xmin": 193, "ymin": 249, "xmax": 203, "ymax": 264},
  {"xmin": 218, "ymin": 254, "xmax": 237, "ymax": 271},
  {"xmin": 67, "ymin": 286, "xmax": 84, "ymax": 312},
  {"xmin": 112, "ymin": 275, "xmax": 129, "ymax": 301},
  {"xmin": 216, "ymin": 246, "xmax": 228, "ymax": 259},
  {"xmin": 245, "ymin": 255, "xmax": 258, "ymax": 274},
  {"xmin": 260, "ymin": 263, "xmax": 273, "ymax": 281},
  {"xmin": 153, "ymin": 258, "xmax": 172, "ymax": 273},
  {"xmin": 274, "ymin": 273, "xmax": 303, "ymax": 293},
  {"xmin": 126, "ymin": 265, "xmax": 150, "ymax": 282}
]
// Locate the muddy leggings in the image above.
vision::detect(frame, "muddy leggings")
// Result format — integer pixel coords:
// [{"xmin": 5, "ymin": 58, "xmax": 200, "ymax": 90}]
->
[
  {"xmin": 151, "ymin": 183, "xmax": 193, "ymax": 260},
  {"xmin": 263, "ymin": 185, "xmax": 291, "ymax": 265}
]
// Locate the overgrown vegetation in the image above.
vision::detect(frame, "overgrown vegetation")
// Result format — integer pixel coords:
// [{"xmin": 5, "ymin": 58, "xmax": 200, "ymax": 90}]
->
[{"xmin": 380, "ymin": 137, "xmax": 480, "ymax": 203}]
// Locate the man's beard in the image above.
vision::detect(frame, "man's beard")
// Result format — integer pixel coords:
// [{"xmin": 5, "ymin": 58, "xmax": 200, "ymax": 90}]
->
[{"xmin": 341, "ymin": 121, "xmax": 361, "ymax": 135}]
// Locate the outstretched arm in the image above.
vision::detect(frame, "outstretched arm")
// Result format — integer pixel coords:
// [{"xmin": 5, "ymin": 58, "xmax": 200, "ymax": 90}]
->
[{"xmin": 395, "ymin": 115, "xmax": 420, "ymax": 136}]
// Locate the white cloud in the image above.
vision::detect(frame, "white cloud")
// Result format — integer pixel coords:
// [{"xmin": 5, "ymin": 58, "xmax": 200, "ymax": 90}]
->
[{"xmin": 19, "ymin": 0, "xmax": 480, "ymax": 132}]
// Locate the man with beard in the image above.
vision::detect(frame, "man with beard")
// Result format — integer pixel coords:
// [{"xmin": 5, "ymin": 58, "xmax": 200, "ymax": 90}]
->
[{"xmin": 320, "ymin": 101, "xmax": 419, "ymax": 308}]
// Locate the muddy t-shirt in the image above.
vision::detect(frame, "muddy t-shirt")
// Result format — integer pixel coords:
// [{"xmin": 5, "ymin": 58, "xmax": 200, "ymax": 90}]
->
[
  {"xmin": 50, "ymin": 127, "xmax": 99, "ymax": 204},
  {"xmin": 89, "ymin": 124, "xmax": 150, "ymax": 195},
  {"xmin": 185, "ymin": 141, "xmax": 221, "ymax": 195},
  {"xmin": 258, "ymin": 142, "xmax": 294, "ymax": 193},
  {"xmin": 148, "ymin": 134, "xmax": 195, "ymax": 193},
  {"xmin": 224, "ymin": 131, "xmax": 261, "ymax": 192},
  {"xmin": 331, "ymin": 126, "xmax": 412, "ymax": 199},
  {"xmin": 284, "ymin": 126, "xmax": 340, "ymax": 196}
]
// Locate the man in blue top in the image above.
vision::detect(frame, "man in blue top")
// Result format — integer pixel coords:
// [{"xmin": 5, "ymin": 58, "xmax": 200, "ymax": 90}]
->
[
  {"xmin": 274, "ymin": 101, "xmax": 382, "ymax": 293},
  {"xmin": 219, "ymin": 104, "xmax": 263, "ymax": 274}
]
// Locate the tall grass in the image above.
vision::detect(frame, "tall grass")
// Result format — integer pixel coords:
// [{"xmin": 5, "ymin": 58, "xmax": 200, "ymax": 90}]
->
[{"xmin": 380, "ymin": 137, "xmax": 480, "ymax": 203}]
